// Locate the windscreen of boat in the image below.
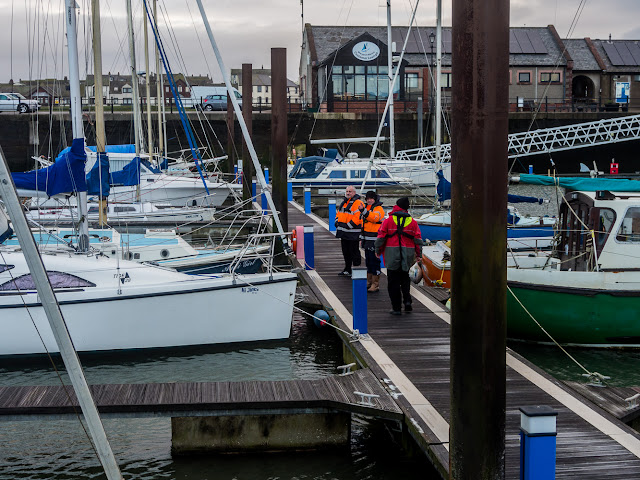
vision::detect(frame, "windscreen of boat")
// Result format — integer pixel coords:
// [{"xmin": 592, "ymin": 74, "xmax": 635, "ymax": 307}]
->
[
  {"xmin": 616, "ymin": 207, "xmax": 640, "ymax": 243},
  {"xmin": 289, "ymin": 157, "xmax": 331, "ymax": 179},
  {"xmin": 0, "ymin": 272, "xmax": 96, "ymax": 292}
]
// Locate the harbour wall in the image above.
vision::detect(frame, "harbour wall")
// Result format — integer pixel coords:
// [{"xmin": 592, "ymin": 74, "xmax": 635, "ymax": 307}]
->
[{"xmin": 1, "ymin": 111, "xmax": 639, "ymax": 175}]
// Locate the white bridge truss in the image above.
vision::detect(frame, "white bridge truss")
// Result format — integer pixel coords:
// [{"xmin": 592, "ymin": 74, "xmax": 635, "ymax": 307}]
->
[{"xmin": 395, "ymin": 114, "xmax": 640, "ymax": 163}]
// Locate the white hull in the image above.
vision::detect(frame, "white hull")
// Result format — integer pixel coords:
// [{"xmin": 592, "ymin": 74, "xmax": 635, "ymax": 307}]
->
[{"xmin": 0, "ymin": 252, "xmax": 297, "ymax": 355}]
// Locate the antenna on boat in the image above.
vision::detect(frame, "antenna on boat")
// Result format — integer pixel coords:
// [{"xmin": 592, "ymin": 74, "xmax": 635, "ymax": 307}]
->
[
  {"xmin": 0, "ymin": 144, "xmax": 123, "ymax": 480},
  {"xmin": 359, "ymin": 0, "xmax": 421, "ymax": 194},
  {"xmin": 194, "ymin": 0, "xmax": 287, "ymax": 238}
]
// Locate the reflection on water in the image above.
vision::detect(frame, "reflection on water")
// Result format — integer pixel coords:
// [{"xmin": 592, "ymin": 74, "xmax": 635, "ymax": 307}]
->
[{"xmin": 0, "ymin": 314, "xmax": 436, "ymax": 479}]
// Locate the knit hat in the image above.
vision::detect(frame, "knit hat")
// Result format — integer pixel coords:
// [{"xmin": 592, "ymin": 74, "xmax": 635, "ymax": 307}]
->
[
  {"xmin": 365, "ymin": 190, "xmax": 377, "ymax": 200},
  {"xmin": 396, "ymin": 197, "xmax": 410, "ymax": 210}
]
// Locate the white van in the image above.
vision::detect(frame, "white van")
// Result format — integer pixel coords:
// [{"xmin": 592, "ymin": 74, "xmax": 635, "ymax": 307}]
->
[{"xmin": 190, "ymin": 86, "xmax": 242, "ymax": 109}]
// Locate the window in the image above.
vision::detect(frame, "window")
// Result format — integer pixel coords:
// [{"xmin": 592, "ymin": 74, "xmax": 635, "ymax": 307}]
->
[
  {"xmin": 88, "ymin": 206, "xmax": 99, "ymax": 213},
  {"xmin": 112, "ymin": 98, "xmax": 119, "ymax": 104},
  {"xmin": 265, "ymin": 86, "xmax": 269, "ymax": 93},
  {"xmin": 350, "ymin": 170, "xmax": 368, "ymax": 179},
  {"xmin": 165, "ymin": 86, "xmax": 170, "ymax": 92},
  {"xmin": 0, "ymin": 272, "xmax": 95, "ymax": 291},
  {"xmin": 123, "ymin": 87, "xmax": 132, "ymax": 93},
  {"xmin": 178, "ymin": 86, "xmax": 183, "ymax": 93},
  {"xmin": 327, "ymin": 170, "xmax": 347, "ymax": 178},
  {"xmin": 440, "ymin": 72, "xmax": 452, "ymax": 88},
  {"xmin": 616, "ymin": 207, "xmax": 640, "ymax": 242},
  {"xmin": 0, "ymin": 265, "xmax": 14, "ymax": 273},
  {"xmin": 540, "ymin": 72, "xmax": 561, "ymax": 83},
  {"xmin": 373, "ymin": 170, "xmax": 390, "ymax": 178},
  {"xmin": 257, "ymin": 86, "xmax": 262, "ymax": 92},
  {"xmin": 185, "ymin": 86, "xmax": 190, "ymax": 93},
  {"xmin": 331, "ymin": 64, "xmax": 395, "ymax": 101},
  {"xmin": 518, "ymin": 72, "xmax": 531, "ymax": 84},
  {"xmin": 114, "ymin": 206, "xmax": 136, "ymax": 213},
  {"xmin": 113, "ymin": 87, "xmax": 119, "ymax": 92},
  {"xmin": 124, "ymin": 98, "xmax": 132, "ymax": 105}
]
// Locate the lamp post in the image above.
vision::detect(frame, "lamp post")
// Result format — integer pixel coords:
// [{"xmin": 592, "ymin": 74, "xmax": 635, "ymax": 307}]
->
[{"xmin": 429, "ymin": 31, "xmax": 436, "ymax": 144}]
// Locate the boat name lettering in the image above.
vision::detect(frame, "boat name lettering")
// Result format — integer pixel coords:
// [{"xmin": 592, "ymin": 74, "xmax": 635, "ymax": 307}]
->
[
  {"xmin": 114, "ymin": 272, "xmax": 131, "ymax": 284},
  {"xmin": 241, "ymin": 287, "xmax": 259, "ymax": 294}
]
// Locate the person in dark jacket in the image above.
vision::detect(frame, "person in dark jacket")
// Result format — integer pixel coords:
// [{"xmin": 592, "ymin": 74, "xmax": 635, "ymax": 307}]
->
[
  {"xmin": 360, "ymin": 191, "xmax": 385, "ymax": 292},
  {"xmin": 375, "ymin": 197, "xmax": 423, "ymax": 315},
  {"xmin": 335, "ymin": 185, "xmax": 365, "ymax": 276}
]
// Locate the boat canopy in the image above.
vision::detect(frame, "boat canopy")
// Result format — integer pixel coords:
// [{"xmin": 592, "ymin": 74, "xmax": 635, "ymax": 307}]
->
[
  {"xmin": 12, "ymin": 137, "xmax": 87, "ymax": 196},
  {"xmin": 110, "ymin": 156, "xmax": 141, "ymax": 187},
  {"xmin": 438, "ymin": 171, "xmax": 544, "ymax": 203},
  {"xmin": 288, "ymin": 156, "xmax": 332, "ymax": 179},
  {"xmin": 518, "ymin": 173, "xmax": 640, "ymax": 192},
  {"xmin": 57, "ymin": 143, "xmax": 136, "ymax": 158}
]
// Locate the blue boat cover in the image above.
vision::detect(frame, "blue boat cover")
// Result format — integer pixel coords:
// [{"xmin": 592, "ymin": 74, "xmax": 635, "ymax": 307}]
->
[
  {"xmin": 518, "ymin": 174, "xmax": 640, "ymax": 192},
  {"xmin": 289, "ymin": 156, "xmax": 331, "ymax": 179},
  {"xmin": 86, "ymin": 152, "xmax": 110, "ymax": 196},
  {"xmin": 56, "ymin": 143, "xmax": 136, "ymax": 158},
  {"xmin": 507, "ymin": 194, "xmax": 543, "ymax": 204},
  {"xmin": 323, "ymin": 148, "xmax": 339, "ymax": 159},
  {"xmin": 110, "ymin": 156, "xmax": 140, "ymax": 186},
  {"xmin": 12, "ymin": 137, "xmax": 87, "ymax": 196},
  {"xmin": 436, "ymin": 170, "xmax": 451, "ymax": 202}
]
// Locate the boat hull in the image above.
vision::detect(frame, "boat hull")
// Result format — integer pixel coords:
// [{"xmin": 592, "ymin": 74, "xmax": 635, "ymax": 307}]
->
[{"xmin": 507, "ymin": 273, "xmax": 640, "ymax": 347}]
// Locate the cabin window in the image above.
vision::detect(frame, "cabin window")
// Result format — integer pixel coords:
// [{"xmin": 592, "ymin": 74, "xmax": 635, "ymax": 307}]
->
[
  {"xmin": 373, "ymin": 170, "xmax": 390, "ymax": 178},
  {"xmin": 350, "ymin": 170, "xmax": 369, "ymax": 179},
  {"xmin": 0, "ymin": 265, "xmax": 14, "ymax": 273},
  {"xmin": 88, "ymin": 206, "xmax": 99, "ymax": 213},
  {"xmin": 328, "ymin": 170, "xmax": 346, "ymax": 178},
  {"xmin": 616, "ymin": 207, "xmax": 640, "ymax": 242},
  {"xmin": 114, "ymin": 206, "xmax": 136, "ymax": 213},
  {"xmin": 0, "ymin": 272, "xmax": 96, "ymax": 291}
]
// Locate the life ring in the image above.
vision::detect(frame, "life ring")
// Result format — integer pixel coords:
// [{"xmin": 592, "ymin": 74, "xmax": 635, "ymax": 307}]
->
[{"xmin": 291, "ymin": 228, "xmax": 297, "ymax": 254}]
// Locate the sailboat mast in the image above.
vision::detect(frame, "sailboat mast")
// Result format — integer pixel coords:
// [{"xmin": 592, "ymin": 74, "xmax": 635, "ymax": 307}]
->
[
  {"xmin": 435, "ymin": 0, "xmax": 442, "ymax": 172},
  {"xmin": 386, "ymin": 0, "xmax": 395, "ymax": 158},
  {"xmin": 65, "ymin": 0, "xmax": 90, "ymax": 251},
  {"xmin": 144, "ymin": 8, "xmax": 153, "ymax": 163},
  {"xmin": 92, "ymin": 0, "xmax": 108, "ymax": 227},
  {"xmin": 126, "ymin": 0, "xmax": 142, "ymax": 155},
  {"xmin": 154, "ymin": 0, "xmax": 164, "ymax": 162}
]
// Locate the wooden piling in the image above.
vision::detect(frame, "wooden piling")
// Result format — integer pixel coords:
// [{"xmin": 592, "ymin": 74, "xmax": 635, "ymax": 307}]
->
[{"xmin": 271, "ymin": 47, "xmax": 288, "ymax": 231}]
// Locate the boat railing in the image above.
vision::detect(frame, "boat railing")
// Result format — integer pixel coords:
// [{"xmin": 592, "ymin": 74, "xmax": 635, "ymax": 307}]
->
[
  {"xmin": 229, "ymin": 232, "xmax": 284, "ymax": 278},
  {"xmin": 395, "ymin": 145, "xmax": 452, "ymax": 163},
  {"xmin": 213, "ymin": 209, "xmax": 272, "ymax": 253}
]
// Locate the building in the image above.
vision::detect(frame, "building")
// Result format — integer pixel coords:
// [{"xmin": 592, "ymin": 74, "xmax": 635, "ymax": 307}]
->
[
  {"xmin": 300, "ymin": 24, "xmax": 572, "ymax": 112},
  {"xmin": 230, "ymin": 68, "xmax": 300, "ymax": 105}
]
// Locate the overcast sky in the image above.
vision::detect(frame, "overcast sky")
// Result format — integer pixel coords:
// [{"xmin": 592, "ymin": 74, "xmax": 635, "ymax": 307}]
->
[{"xmin": 1, "ymin": 0, "xmax": 639, "ymax": 84}]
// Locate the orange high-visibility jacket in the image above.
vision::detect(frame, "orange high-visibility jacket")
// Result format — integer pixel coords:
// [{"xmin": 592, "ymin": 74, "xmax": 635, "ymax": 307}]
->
[{"xmin": 335, "ymin": 194, "xmax": 364, "ymax": 240}]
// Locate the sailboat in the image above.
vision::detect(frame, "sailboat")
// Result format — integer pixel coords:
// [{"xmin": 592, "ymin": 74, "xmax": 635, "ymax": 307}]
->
[{"xmin": 0, "ymin": 0, "xmax": 297, "ymax": 356}]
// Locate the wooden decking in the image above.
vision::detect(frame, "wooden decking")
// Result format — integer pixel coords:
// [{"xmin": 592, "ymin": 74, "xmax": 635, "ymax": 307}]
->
[
  {"xmin": 288, "ymin": 201, "xmax": 640, "ymax": 479},
  {"xmin": 0, "ymin": 368, "xmax": 402, "ymax": 421}
]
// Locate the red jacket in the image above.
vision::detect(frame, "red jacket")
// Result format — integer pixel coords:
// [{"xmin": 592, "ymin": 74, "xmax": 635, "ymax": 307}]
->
[{"xmin": 374, "ymin": 205, "xmax": 423, "ymax": 271}]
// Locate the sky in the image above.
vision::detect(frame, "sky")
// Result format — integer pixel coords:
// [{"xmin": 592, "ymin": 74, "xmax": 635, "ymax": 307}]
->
[{"xmin": 1, "ymin": 0, "xmax": 639, "ymax": 85}]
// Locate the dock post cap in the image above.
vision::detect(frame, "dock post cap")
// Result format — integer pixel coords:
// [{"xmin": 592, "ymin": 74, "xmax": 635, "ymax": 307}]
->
[
  {"xmin": 303, "ymin": 225, "xmax": 314, "ymax": 233},
  {"xmin": 304, "ymin": 186, "xmax": 311, "ymax": 191},
  {"xmin": 328, "ymin": 198, "xmax": 336, "ymax": 204},
  {"xmin": 351, "ymin": 267, "xmax": 367, "ymax": 280},
  {"xmin": 520, "ymin": 405, "xmax": 557, "ymax": 434}
]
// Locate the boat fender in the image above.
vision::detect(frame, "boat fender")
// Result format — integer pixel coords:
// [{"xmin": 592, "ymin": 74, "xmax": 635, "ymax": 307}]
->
[
  {"xmin": 313, "ymin": 309, "xmax": 330, "ymax": 328},
  {"xmin": 409, "ymin": 262, "xmax": 423, "ymax": 284},
  {"xmin": 291, "ymin": 228, "xmax": 297, "ymax": 254},
  {"xmin": 445, "ymin": 298, "xmax": 451, "ymax": 311}
]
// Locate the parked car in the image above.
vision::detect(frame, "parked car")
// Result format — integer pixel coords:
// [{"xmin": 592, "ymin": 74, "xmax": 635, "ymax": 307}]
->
[
  {"xmin": 197, "ymin": 89, "xmax": 242, "ymax": 111},
  {"xmin": 0, "ymin": 93, "xmax": 39, "ymax": 113}
]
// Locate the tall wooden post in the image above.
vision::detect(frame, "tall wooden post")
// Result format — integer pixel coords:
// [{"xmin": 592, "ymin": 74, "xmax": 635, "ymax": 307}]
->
[
  {"xmin": 271, "ymin": 48, "xmax": 288, "ymax": 231},
  {"xmin": 242, "ymin": 64, "xmax": 254, "ymax": 201},
  {"xmin": 450, "ymin": 0, "xmax": 509, "ymax": 478},
  {"xmin": 225, "ymin": 92, "xmax": 235, "ymax": 174},
  {"xmin": 92, "ymin": 0, "xmax": 108, "ymax": 227}
]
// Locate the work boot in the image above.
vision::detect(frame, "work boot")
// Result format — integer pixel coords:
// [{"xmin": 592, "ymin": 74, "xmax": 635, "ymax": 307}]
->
[
  {"xmin": 366, "ymin": 273, "xmax": 373, "ymax": 290},
  {"xmin": 368, "ymin": 275, "xmax": 380, "ymax": 293}
]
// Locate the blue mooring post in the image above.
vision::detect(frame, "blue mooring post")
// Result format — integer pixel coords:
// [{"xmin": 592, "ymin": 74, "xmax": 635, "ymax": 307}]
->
[
  {"xmin": 264, "ymin": 167, "xmax": 269, "ymax": 185},
  {"xmin": 352, "ymin": 268, "xmax": 368, "ymax": 334},
  {"xmin": 303, "ymin": 225, "xmax": 314, "ymax": 270},
  {"xmin": 328, "ymin": 198, "xmax": 337, "ymax": 232},
  {"xmin": 304, "ymin": 187, "xmax": 311, "ymax": 214},
  {"xmin": 528, "ymin": 165, "xmax": 533, "ymax": 174},
  {"xmin": 520, "ymin": 406, "xmax": 557, "ymax": 480},
  {"xmin": 287, "ymin": 180, "xmax": 293, "ymax": 201},
  {"xmin": 252, "ymin": 179, "xmax": 257, "ymax": 199}
]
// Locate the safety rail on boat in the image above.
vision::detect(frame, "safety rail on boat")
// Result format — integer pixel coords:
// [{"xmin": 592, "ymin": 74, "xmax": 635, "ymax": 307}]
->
[
  {"xmin": 229, "ymin": 232, "xmax": 290, "ymax": 278},
  {"xmin": 212, "ymin": 209, "xmax": 273, "ymax": 254}
]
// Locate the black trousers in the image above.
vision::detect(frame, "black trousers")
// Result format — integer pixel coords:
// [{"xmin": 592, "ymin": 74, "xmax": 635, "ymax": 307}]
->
[
  {"xmin": 387, "ymin": 268, "xmax": 411, "ymax": 311},
  {"xmin": 364, "ymin": 247, "xmax": 381, "ymax": 275},
  {"xmin": 340, "ymin": 238, "xmax": 361, "ymax": 273}
]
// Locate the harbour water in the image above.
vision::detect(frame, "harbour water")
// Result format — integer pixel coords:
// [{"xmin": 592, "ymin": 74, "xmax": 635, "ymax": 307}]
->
[{"xmin": 0, "ymin": 313, "xmax": 434, "ymax": 479}]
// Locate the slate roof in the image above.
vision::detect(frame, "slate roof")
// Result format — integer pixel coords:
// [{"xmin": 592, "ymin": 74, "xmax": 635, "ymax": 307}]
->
[
  {"xmin": 563, "ymin": 39, "xmax": 601, "ymax": 71},
  {"xmin": 231, "ymin": 68, "xmax": 298, "ymax": 87},
  {"xmin": 307, "ymin": 25, "xmax": 566, "ymax": 68}
]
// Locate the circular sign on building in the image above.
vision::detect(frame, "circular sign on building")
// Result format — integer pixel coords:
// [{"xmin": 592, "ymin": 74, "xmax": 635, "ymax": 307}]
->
[{"xmin": 352, "ymin": 42, "xmax": 381, "ymax": 62}]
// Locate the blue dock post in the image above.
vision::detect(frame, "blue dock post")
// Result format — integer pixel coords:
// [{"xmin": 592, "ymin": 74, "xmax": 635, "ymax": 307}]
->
[
  {"xmin": 287, "ymin": 180, "xmax": 293, "ymax": 201},
  {"xmin": 303, "ymin": 225, "xmax": 315, "ymax": 270},
  {"xmin": 237, "ymin": 160, "xmax": 243, "ymax": 184},
  {"xmin": 234, "ymin": 165, "xmax": 238, "ymax": 183},
  {"xmin": 304, "ymin": 187, "xmax": 311, "ymax": 214},
  {"xmin": 352, "ymin": 268, "xmax": 368, "ymax": 334},
  {"xmin": 519, "ymin": 406, "xmax": 557, "ymax": 480},
  {"xmin": 328, "ymin": 198, "xmax": 336, "ymax": 232},
  {"xmin": 264, "ymin": 167, "xmax": 269, "ymax": 185},
  {"xmin": 528, "ymin": 165, "xmax": 533, "ymax": 174},
  {"xmin": 252, "ymin": 179, "xmax": 257, "ymax": 199},
  {"xmin": 261, "ymin": 168, "xmax": 268, "ymax": 214}
]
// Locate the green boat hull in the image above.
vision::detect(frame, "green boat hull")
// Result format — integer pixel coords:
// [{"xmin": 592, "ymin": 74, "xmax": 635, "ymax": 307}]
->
[{"xmin": 507, "ymin": 283, "xmax": 640, "ymax": 347}]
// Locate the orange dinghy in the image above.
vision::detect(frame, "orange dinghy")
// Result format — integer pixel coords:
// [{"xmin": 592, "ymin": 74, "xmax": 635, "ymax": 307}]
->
[{"xmin": 419, "ymin": 241, "xmax": 451, "ymax": 288}]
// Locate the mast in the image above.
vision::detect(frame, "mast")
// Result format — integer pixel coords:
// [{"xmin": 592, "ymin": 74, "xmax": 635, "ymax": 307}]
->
[
  {"xmin": 386, "ymin": 0, "xmax": 395, "ymax": 158},
  {"xmin": 92, "ymin": 0, "xmax": 108, "ymax": 227},
  {"xmin": 435, "ymin": 0, "xmax": 442, "ymax": 172},
  {"xmin": 195, "ymin": 0, "xmax": 286, "ymax": 238},
  {"xmin": 125, "ymin": 0, "xmax": 142, "ymax": 155},
  {"xmin": 65, "ymin": 0, "xmax": 89, "ymax": 251},
  {"xmin": 154, "ymin": 0, "xmax": 164, "ymax": 162},
  {"xmin": 144, "ymin": 5, "xmax": 153, "ymax": 163}
]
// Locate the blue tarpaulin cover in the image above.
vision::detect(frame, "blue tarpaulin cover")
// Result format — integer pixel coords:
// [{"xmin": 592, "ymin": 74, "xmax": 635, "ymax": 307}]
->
[
  {"xmin": 110, "ymin": 156, "xmax": 140, "ymax": 186},
  {"xmin": 436, "ymin": 170, "xmax": 451, "ymax": 202},
  {"xmin": 12, "ymin": 138, "xmax": 87, "ymax": 196},
  {"xmin": 56, "ymin": 143, "xmax": 135, "ymax": 158},
  {"xmin": 86, "ymin": 152, "xmax": 110, "ymax": 196},
  {"xmin": 518, "ymin": 174, "xmax": 640, "ymax": 192}
]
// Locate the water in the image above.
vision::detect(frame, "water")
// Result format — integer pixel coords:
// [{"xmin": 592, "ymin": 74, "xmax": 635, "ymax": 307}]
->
[{"xmin": 0, "ymin": 314, "xmax": 435, "ymax": 479}]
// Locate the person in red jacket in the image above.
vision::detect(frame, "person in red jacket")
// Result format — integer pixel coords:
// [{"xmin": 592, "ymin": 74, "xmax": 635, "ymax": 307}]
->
[{"xmin": 374, "ymin": 197, "xmax": 423, "ymax": 315}]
